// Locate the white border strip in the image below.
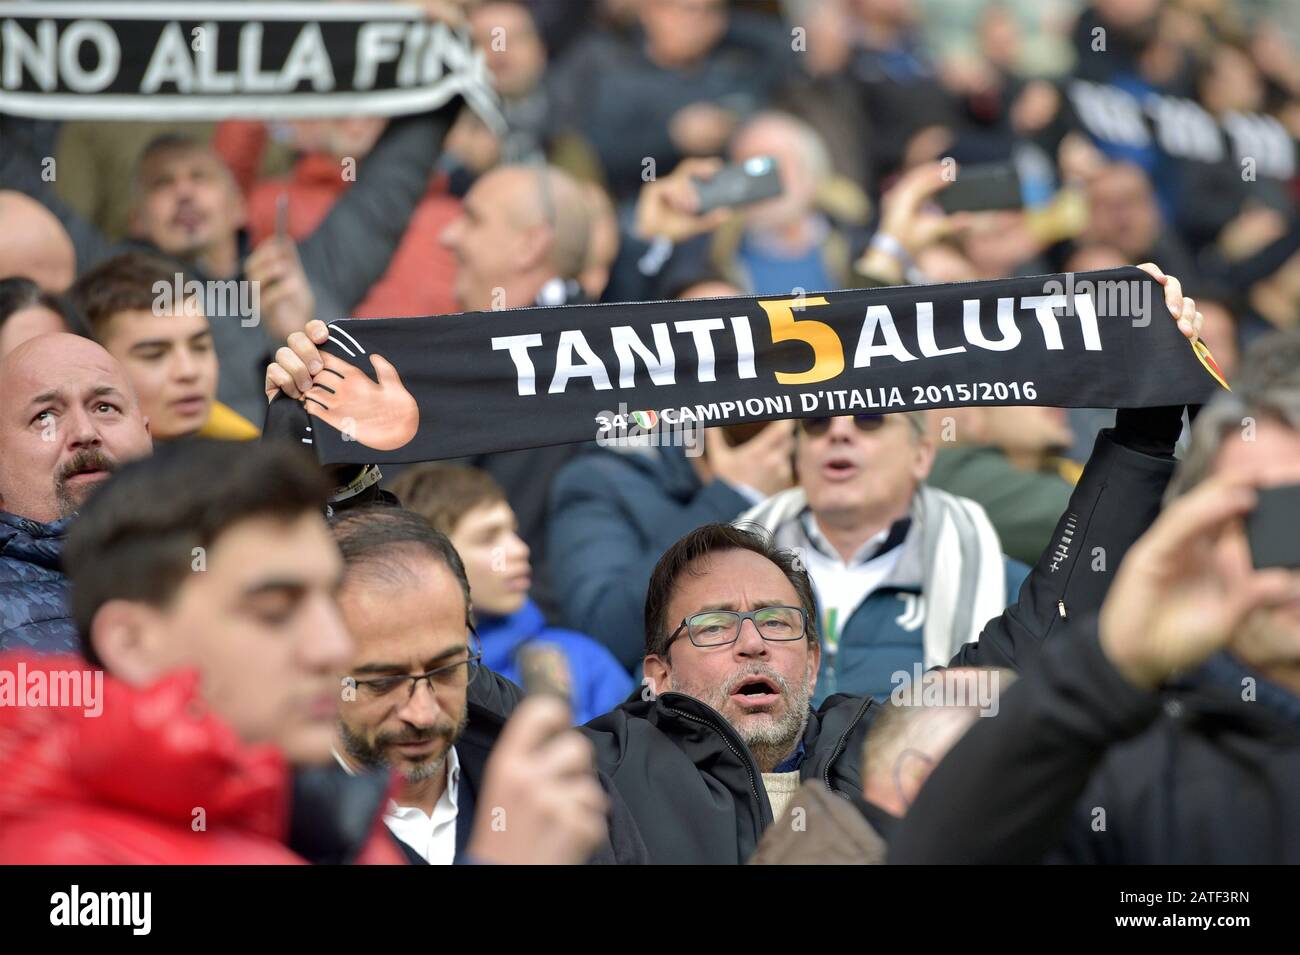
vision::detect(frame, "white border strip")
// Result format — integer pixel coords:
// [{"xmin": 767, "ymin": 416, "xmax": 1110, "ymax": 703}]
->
[{"xmin": 0, "ymin": 80, "xmax": 487, "ymax": 121}]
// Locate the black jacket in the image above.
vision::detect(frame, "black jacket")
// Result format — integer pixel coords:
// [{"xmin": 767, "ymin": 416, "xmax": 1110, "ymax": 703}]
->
[
  {"xmin": 889, "ymin": 621, "xmax": 1300, "ymax": 864},
  {"xmin": 479, "ymin": 423, "xmax": 1180, "ymax": 863},
  {"xmin": 581, "ymin": 688, "xmax": 873, "ymax": 864},
  {"xmin": 391, "ymin": 695, "xmax": 650, "ymax": 865}
]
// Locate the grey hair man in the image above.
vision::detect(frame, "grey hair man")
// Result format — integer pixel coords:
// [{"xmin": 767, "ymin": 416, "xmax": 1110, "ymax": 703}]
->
[
  {"xmin": 741, "ymin": 411, "xmax": 1029, "ymax": 702},
  {"xmin": 439, "ymin": 163, "xmax": 592, "ymax": 313}
]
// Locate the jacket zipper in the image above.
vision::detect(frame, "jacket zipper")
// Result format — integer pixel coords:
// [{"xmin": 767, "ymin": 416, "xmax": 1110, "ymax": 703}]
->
[
  {"xmin": 665, "ymin": 705, "xmax": 767, "ymax": 824},
  {"xmin": 1046, "ymin": 498, "xmax": 1101, "ymax": 639},
  {"xmin": 823, "ymin": 697, "xmax": 875, "ymax": 792}
]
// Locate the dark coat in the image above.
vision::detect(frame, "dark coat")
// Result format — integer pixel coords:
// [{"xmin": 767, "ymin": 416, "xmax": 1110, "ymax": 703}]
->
[
  {"xmin": 392, "ymin": 691, "xmax": 650, "ymax": 866},
  {"xmin": 890, "ymin": 622, "xmax": 1300, "ymax": 864},
  {"xmin": 0, "ymin": 512, "xmax": 77, "ymax": 654},
  {"xmin": 582, "ymin": 688, "xmax": 874, "ymax": 864}
]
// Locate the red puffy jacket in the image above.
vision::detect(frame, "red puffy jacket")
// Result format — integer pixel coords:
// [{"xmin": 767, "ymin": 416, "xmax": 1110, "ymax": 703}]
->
[{"xmin": 0, "ymin": 654, "xmax": 404, "ymax": 864}]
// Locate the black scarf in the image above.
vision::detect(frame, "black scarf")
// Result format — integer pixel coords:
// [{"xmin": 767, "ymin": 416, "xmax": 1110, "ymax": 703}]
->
[
  {"xmin": 288, "ymin": 268, "xmax": 1227, "ymax": 464},
  {"xmin": 0, "ymin": 3, "xmax": 500, "ymax": 128}
]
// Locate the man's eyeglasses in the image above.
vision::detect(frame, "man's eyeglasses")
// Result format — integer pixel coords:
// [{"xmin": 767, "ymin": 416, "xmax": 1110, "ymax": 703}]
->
[
  {"xmin": 799, "ymin": 414, "xmax": 885, "ymax": 437},
  {"xmin": 349, "ymin": 630, "xmax": 483, "ymax": 700},
  {"xmin": 669, "ymin": 606, "xmax": 807, "ymax": 648}
]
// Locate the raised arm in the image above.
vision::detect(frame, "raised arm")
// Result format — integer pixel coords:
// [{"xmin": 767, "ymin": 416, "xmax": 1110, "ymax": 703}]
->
[
  {"xmin": 892, "ymin": 474, "xmax": 1296, "ymax": 863},
  {"xmin": 948, "ymin": 409, "xmax": 1181, "ymax": 671},
  {"xmin": 296, "ymin": 108, "xmax": 456, "ymax": 323},
  {"xmin": 948, "ymin": 264, "xmax": 1204, "ymax": 671}
]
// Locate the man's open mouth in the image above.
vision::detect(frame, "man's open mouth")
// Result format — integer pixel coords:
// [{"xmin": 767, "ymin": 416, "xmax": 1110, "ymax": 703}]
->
[
  {"xmin": 62, "ymin": 464, "xmax": 112, "ymax": 482},
  {"xmin": 730, "ymin": 676, "xmax": 781, "ymax": 708},
  {"xmin": 822, "ymin": 455, "xmax": 860, "ymax": 481},
  {"xmin": 173, "ymin": 206, "xmax": 206, "ymax": 231}
]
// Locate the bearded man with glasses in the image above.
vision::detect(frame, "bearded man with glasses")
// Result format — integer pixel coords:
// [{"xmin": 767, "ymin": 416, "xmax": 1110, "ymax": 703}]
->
[
  {"xmin": 330, "ymin": 506, "xmax": 647, "ymax": 866},
  {"xmin": 461, "ymin": 263, "xmax": 1213, "ymax": 863}
]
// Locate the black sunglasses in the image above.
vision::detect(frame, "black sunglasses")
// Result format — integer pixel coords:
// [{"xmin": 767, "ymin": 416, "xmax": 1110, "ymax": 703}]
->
[{"xmin": 799, "ymin": 414, "xmax": 886, "ymax": 437}]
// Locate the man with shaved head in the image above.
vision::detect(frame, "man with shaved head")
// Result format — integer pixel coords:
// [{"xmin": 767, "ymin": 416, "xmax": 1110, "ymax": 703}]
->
[
  {"xmin": 0, "ymin": 334, "xmax": 152, "ymax": 651},
  {"xmin": 440, "ymin": 163, "xmax": 592, "ymax": 313},
  {"xmin": 0, "ymin": 191, "xmax": 76, "ymax": 292}
]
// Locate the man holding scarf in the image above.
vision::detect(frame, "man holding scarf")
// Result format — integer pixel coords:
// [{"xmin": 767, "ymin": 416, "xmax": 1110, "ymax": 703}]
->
[{"xmin": 265, "ymin": 263, "xmax": 1210, "ymax": 862}]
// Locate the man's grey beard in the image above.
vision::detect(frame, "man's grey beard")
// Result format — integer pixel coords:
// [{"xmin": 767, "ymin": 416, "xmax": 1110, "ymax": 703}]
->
[
  {"xmin": 339, "ymin": 706, "xmax": 468, "ymax": 784},
  {"xmin": 54, "ymin": 448, "xmax": 117, "ymax": 519},
  {"xmin": 54, "ymin": 483, "xmax": 81, "ymax": 520},
  {"xmin": 670, "ymin": 659, "xmax": 815, "ymax": 773}
]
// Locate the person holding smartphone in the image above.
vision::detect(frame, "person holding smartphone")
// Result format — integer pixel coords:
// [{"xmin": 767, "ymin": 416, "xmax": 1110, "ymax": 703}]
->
[
  {"xmin": 892, "ymin": 334, "xmax": 1300, "ymax": 864},
  {"xmin": 696, "ymin": 112, "xmax": 872, "ymax": 297}
]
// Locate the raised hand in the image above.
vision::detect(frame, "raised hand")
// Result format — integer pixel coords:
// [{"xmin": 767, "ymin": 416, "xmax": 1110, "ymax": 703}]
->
[
  {"xmin": 466, "ymin": 696, "xmax": 609, "ymax": 865},
  {"xmin": 854, "ymin": 160, "xmax": 973, "ymax": 284},
  {"xmin": 303, "ymin": 351, "xmax": 419, "ymax": 451},
  {"xmin": 1099, "ymin": 475, "xmax": 1299, "ymax": 689},
  {"xmin": 1136, "ymin": 262, "xmax": 1203, "ymax": 344},
  {"xmin": 705, "ymin": 421, "xmax": 796, "ymax": 499},
  {"xmin": 634, "ymin": 157, "xmax": 733, "ymax": 244},
  {"xmin": 246, "ymin": 237, "xmax": 317, "ymax": 342},
  {"xmin": 265, "ymin": 319, "xmax": 330, "ymax": 402}
]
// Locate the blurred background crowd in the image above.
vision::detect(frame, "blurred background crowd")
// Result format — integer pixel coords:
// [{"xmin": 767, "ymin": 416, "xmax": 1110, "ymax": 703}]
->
[
  {"xmin": 1, "ymin": 0, "xmax": 1298, "ymax": 737},
  {"xmin": 1, "ymin": 0, "xmax": 1299, "ymax": 869}
]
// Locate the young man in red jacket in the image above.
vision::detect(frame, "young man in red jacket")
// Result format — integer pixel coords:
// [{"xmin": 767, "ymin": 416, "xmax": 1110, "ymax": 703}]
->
[{"xmin": 0, "ymin": 440, "xmax": 608, "ymax": 864}]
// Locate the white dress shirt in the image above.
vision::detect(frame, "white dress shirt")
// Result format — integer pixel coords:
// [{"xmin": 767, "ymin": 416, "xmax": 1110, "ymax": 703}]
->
[
  {"xmin": 799, "ymin": 514, "xmax": 907, "ymax": 651},
  {"xmin": 333, "ymin": 745, "xmax": 462, "ymax": 865}
]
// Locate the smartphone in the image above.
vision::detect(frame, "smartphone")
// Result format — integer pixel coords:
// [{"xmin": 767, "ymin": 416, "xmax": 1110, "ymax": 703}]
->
[
  {"xmin": 935, "ymin": 161, "xmax": 1024, "ymax": 214},
  {"xmin": 1246, "ymin": 483, "xmax": 1300, "ymax": 570},
  {"xmin": 517, "ymin": 643, "xmax": 573, "ymax": 702},
  {"xmin": 693, "ymin": 156, "xmax": 783, "ymax": 215}
]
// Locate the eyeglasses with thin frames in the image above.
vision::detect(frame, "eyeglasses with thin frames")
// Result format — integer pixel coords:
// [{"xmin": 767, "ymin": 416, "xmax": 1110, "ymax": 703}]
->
[
  {"xmin": 668, "ymin": 606, "xmax": 808, "ymax": 648},
  {"xmin": 348, "ymin": 628, "xmax": 483, "ymax": 700}
]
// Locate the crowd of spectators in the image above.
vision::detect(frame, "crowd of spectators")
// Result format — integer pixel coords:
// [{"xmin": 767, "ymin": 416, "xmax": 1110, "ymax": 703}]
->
[{"xmin": 0, "ymin": 0, "xmax": 1297, "ymax": 866}]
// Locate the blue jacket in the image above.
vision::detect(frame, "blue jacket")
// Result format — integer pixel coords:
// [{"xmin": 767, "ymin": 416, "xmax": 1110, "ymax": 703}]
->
[
  {"xmin": 0, "ymin": 512, "xmax": 78, "ymax": 654},
  {"xmin": 548, "ymin": 445, "xmax": 752, "ymax": 670},
  {"xmin": 477, "ymin": 599, "xmax": 634, "ymax": 725},
  {"xmin": 814, "ymin": 561, "xmax": 1029, "ymax": 705}
]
